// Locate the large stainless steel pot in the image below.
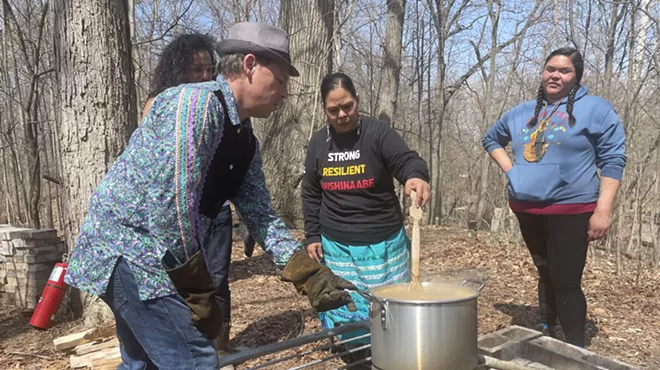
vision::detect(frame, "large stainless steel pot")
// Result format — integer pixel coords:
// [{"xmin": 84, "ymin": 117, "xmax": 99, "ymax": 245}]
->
[{"xmin": 359, "ymin": 280, "xmax": 484, "ymax": 370}]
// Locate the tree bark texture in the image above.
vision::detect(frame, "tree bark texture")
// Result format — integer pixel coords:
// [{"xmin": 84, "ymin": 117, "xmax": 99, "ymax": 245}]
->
[
  {"xmin": 254, "ymin": 0, "xmax": 334, "ymax": 224},
  {"xmin": 54, "ymin": 0, "xmax": 137, "ymax": 323},
  {"xmin": 377, "ymin": 0, "xmax": 406, "ymax": 128}
]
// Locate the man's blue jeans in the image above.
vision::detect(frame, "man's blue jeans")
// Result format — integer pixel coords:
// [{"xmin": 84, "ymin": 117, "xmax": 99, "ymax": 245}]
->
[
  {"xmin": 101, "ymin": 257, "xmax": 219, "ymax": 369},
  {"xmin": 205, "ymin": 204, "xmax": 233, "ymax": 327}
]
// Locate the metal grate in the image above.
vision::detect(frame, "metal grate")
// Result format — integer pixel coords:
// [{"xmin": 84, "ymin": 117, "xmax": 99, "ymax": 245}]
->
[{"xmin": 218, "ymin": 321, "xmax": 372, "ymax": 369}]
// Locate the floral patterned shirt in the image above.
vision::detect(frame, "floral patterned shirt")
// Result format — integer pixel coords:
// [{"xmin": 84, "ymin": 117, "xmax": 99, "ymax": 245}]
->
[{"xmin": 65, "ymin": 75, "xmax": 303, "ymax": 300}]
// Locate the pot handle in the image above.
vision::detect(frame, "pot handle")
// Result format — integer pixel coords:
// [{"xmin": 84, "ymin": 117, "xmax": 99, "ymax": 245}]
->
[
  {"xmin": 462, "ymin": 279, "xmax": 485, "ymax": 292},
  {"xmin": 348, "ymin": 289, "xmax": 385, "ymax": 306},
  {"xmin": 347, "ymin": 289, "xmax": 388, "ymax": 330}
]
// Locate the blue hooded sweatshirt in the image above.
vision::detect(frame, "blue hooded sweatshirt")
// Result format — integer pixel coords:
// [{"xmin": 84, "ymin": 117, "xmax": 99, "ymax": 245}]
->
[{"xmin": 482, "ymin": 85, "xmax": 626, "ymax": 204}]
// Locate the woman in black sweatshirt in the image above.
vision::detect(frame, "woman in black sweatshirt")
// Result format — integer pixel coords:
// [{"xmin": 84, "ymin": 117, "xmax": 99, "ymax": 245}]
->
[{"xmin": 301, "ymin": 72, "xmax": 431, "ymax": 351}]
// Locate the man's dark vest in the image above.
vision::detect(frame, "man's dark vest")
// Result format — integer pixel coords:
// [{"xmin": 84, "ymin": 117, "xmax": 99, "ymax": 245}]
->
[{"xmin": 199, "ymin": 90, "xmax": 257, "ymax": 219}]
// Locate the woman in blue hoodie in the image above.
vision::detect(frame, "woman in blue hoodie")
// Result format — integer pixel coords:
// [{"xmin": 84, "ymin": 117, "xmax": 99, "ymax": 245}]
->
[{"xmin": 482, "ymin": 47, "xmax": 626, "ymax": 347}]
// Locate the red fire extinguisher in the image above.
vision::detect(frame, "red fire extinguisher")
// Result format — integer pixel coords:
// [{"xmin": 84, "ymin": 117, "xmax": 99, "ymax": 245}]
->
[{"xmin": 29, "ymin": 254, "xmax": 70, "ymax": 330}]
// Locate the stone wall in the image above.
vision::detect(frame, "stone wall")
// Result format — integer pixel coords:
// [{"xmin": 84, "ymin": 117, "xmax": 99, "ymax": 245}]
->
[{"xmin": 0, "ymin": 225, "xmax": 67, "ymax": 309}]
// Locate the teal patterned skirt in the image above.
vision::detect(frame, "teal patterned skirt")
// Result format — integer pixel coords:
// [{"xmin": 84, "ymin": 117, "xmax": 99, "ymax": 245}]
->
[{"xmin": 319, "ymin": 226, "xmax": 411, "ymax": 346}]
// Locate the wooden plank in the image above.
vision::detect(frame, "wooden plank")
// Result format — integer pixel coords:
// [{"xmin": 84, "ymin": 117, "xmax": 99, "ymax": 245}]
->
[
  {"xmin": 72, "ymin": 340, "xmax": 101, "ymax": 355},
  {"xmin": 69, "ymin": 347, "xmax": 121, "ymax": 368},
  {"xmin": 83, "ymin": 322, "xmax": 116, "ymax": 341},
  {"xmin": 54, "ymin": 322, "xmax": 116, "ymax": 353},
  {"xmin": 90, "ymin": 357, "xmax": 123, "ymax": 369},
  {"xmin": 74, "ymin": 338, "xmax": 119, "ymax": 356},
  {"xmin": 53, "ymin": 328, "xmax": 96, "ymax": 352}
]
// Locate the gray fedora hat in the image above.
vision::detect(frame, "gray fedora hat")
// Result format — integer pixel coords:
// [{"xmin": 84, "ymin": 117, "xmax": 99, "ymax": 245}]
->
[{"xmin": 216, "ymin": 22, "xmax": 300, "ymax": 77}]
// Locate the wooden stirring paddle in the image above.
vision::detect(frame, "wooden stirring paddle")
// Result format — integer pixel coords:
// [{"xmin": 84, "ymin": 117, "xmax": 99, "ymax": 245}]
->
[{"xmin": 409, "ymin": 190, "xmax": 423, "ymax": 291}]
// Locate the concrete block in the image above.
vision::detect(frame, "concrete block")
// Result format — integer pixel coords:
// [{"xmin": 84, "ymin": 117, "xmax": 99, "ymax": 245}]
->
[
  {"xmin": 498, "ymin": 325, "xmax": 543, "ymax": 343},
  {"xmin": 3, "ymin": 255, "xmax": 16, "ymax": 264},
  {"xmin": 27, "ymin": 245, "xmax": 58, "ymax": 255},
  {"xmin": 1, "ymin": 228, "xmax": 30, "ymax": 240},
  {"xmin": 479, "ymin": 326, "xmax": 640, "ymax": 370},
  {"xmin": 1, "ymin": 240, "xmax": 15, "ymax": 255},
  {"xmin": 28, "ymin": 229, "xmax": 58, "ymax": 240},
  {"xmin": 16, "ymin": 268, "xmax": 53, "ymax": 280},
  {"xmin": 522, "ymin": 338, "xmax": 604, "ymax": 370},
  {"xmin": 21, "ymin": 239, "xmax": 49, "ymax": 249},
  {"xmin": 28, "ymin": 263, "xmax": 54, "ymax": 272},
  {"xmin": 528, "ymin": 336, "xmax": 639, "ymax": 370},
  {"xmin": 478, "ymin": 325, "xmax": 544, "ymax": 361},
  {"xmin": 4, "ymin": 283, "xmax": 18, "ymax": 294},
  {"xmin": 1, "ymin": 291, "xmax": 16, "ymax": 300},
  {"xmin": 12, "ymin": 238, "xmax": 26, "ymax": 248},
  {"xmin": 24, "ymin": 252, "xmax": 62, "ymax": 264},
  {"xmin": 7, "ymin": 261, "xmax": 27, "ymax": 271},
  {"xmin": 13, "ymin": 248, "xmax": 27, "ymax": 256},
  {"xmin": 5, "ymin": 276, "xmax": 42, "ymax": 288},
  {"xmin": 478, "ymin": 333, "xmax": 525, "ymax": 361}
]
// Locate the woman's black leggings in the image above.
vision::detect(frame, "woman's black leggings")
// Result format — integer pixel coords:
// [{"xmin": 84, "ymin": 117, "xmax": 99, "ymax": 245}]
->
[{"xmin": 515, "ymin": 211, "xmax": 592, "ymax": 347}]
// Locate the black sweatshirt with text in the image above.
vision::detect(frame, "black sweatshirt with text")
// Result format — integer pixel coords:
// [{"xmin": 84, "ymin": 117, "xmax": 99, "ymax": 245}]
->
[{"xmin": 302, "ymin": 116, "xmax": 430, "ymax": 246}]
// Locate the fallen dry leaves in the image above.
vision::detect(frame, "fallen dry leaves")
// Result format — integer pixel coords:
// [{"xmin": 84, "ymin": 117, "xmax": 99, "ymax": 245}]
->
[{"xmin": 1, "ymin": 225, "xmax": 658, "ymax": 369}]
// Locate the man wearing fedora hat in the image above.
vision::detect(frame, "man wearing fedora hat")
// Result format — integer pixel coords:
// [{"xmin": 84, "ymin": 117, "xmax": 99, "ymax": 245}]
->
[{"xmin": 65, "ymin": 22, "xmax": 356, "ymax": 370}]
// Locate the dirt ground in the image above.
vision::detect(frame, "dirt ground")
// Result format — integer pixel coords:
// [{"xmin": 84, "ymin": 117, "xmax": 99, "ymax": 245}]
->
[{"xmin": 1, "ymin": 225, "xmax": 658, "ymax": 369}]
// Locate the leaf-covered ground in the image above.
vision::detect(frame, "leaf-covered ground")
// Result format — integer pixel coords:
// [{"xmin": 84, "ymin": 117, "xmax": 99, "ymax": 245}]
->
[{"xmin": 1, "ymin": 225, "xmax": 657, "ymax": 369}]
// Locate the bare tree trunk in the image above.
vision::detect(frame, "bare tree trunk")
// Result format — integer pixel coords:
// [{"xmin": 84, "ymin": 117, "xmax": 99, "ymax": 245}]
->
[
  {"xmin": 426, "ymin": 0, "xmax": 544, "ymax": 225},
  {"xmin": 54, "ymin": 0, "xmax": 137, "ymax": 324},
  {"xmin": 333, "ymin": 2, "xmax": 343, "ymax": 70},
  {"xmin": 626, "ymin": 167, "xmax": 641, "ymax": 255},
  {"xmin": 48, "ymin": 85, "xmax": 65, "ymax": 231},
  {"xmin": 41, "ymin": 107, "xmax": 54, "ymax": 229},
  {"xmin": 1, "ymin": 1, "xmax": 24, "ymax": 226},
  {"xmin": 604, "ymin": 3, "xmax": 622, "ymax": 95},
  {"xmin": 654, "ymin": 148, "xmax": 660, "ymax": 267},
  {"xmin": 255, "ymin": 0, "xmax": 335, "ymax": 226},
  {"xmin": 429, "ymin": 0, "xmax": 446, "ymax": 225},
  {"xmin": 376, "ymin": 0, "xmax": 406, "ymax": 127},
  {"xmin": 1, "ymin": 0, "xmax": 51, "ymax": 229},
  {"xmin": 26, "ymin": 89, "xmax": 42, "ymax": 229},
  {"xmin": 615, "ymin": 205, "xmax": 623, "ymax": 275},
  {"xmin": 0, "ymin": 5, "xmax": 17, "ymax": 224},
  {"xmin": 469, "ymin": 0, "xmax": 501, "ymax": 237}
]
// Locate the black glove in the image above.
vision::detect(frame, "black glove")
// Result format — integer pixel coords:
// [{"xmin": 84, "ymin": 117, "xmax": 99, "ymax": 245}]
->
[
  {"xmin": 243, "ymin": 232, "xmax": 255, "ymax": 258},
  {"xmin": 282, "ymin": 250, "xmax": 358, "ymax": 312},
  {"xmin": 163, "ymin": 251, "xmax": 222, "ymax": 339}
]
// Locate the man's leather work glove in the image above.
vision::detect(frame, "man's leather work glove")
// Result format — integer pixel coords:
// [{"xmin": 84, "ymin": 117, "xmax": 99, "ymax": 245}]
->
[
  {"xmin": 282, "ymin": 250, "xmax": 358, "ymax": 312},
  {"xmin": 163, "ymin": 251, "xmax": 222, "ymax": 339}
]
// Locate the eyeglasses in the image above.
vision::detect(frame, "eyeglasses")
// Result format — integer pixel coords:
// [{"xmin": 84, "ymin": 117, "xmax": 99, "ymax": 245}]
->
[{"xmin": 190, "ymin": 65, "xmax": 215, "ymax": 75}]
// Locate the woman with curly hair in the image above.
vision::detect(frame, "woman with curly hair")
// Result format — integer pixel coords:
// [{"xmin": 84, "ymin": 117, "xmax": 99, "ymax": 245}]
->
[
  {"xmin": 141, "ymin": 32, "xmax": 247, "ymax": 359},
  {"xmin": 141, "ymin": 33, "xmax": 216, "ymax": 117}
]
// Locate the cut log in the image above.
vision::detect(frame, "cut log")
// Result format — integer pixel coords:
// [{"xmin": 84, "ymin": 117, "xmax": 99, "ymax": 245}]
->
[
  {"xmin": 74, "ymin": 338, "xmax": 119, "ymax": 356},
  {"xmin": 72, "ymin": 340, "xmax": 101, "ymax": 355},
  {"xmin": 91, "ymin": 356, "xmax": 123, "ymax": 369},
  {"xmin": 54, "ymin": 322, "xmax": 116, "ymax": 353},
  {"xmin": 69, "ymin": 347, "xmax": 121, "ymax": 368},
  {"xmin": 53, "ymin": 328, "xmax": 96, "ymax": 352},
  {"xmin": 83, "ymin": 322, "xmax": 116, "ymax": 341}
]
